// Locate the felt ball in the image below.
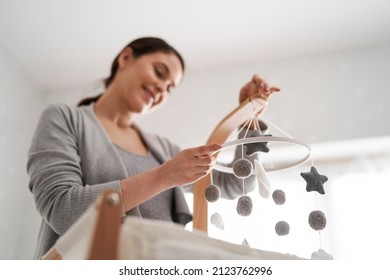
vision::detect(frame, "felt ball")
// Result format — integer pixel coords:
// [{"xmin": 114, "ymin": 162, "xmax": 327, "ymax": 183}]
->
[
  {"xmin": 275, "ymin": 221, "xmax": 290, "ymax": 236},
  {"xmin": 308, "ymin": 210, "xmax": 327, "ymax": 231},
  {"xmin": 210, "ymin": 212, "xmax": 224, "ymax": 230},
  {"xmin": 236, "ymin": 195, "xmax": 253, "ymax": 216},
  {"xmin": 205, "ymin": 184, "xmax": 221, "ymax": 203},
  {"xmin": 272, "ymin": 189, "xmax": 286, "ymax": 205},
  {"xmin": 233, "ymin": 158, "xmax": 253, "ymax": 178}
]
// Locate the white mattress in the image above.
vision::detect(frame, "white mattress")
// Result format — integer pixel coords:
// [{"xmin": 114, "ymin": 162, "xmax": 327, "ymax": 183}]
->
[{"xmin": 55, "ymin": 204, "xmax": 303, "ymax": 260}]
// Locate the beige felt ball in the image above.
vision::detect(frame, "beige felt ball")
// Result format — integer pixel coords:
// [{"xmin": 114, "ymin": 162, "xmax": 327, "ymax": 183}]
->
[{"xmin": 233, "ymin": 158, "xmax": 253, "ymax": 178}]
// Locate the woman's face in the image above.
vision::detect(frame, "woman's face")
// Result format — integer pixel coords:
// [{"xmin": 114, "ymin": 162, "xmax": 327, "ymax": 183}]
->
[{"xmin": 114, "ymin": 49, "xmax": 183, "ymax": 114}]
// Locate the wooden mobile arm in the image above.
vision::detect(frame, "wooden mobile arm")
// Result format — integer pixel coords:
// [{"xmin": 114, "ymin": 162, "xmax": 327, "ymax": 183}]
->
[{"xmin": 192, "ymin": 94, "xmax": 267, "ymax": 232}]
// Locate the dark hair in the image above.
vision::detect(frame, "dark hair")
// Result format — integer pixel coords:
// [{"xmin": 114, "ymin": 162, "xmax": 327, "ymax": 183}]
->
[{"xmin": 77, "ymin": 37, "xmax": 185, "ymax": 106}]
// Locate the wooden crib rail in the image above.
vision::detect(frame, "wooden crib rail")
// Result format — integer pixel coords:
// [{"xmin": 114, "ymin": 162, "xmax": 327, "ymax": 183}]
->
[
  {"xmin": 87, "ymin": 190, "xmax": 122, "ymax": 259},
  {"xmin": 42, "ymin": 189, "xmax": 122, "ymax": 260}
]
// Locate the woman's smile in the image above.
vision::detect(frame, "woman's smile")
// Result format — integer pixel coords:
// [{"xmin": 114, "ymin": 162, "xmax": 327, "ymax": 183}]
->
[{"xmin": 142, "ymin": 85, "xmax": 156, "ymax": 105}]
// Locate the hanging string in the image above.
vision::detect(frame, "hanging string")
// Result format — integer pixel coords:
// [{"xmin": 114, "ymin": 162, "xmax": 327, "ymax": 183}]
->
[
  {"xmin": 254, "ymin": 115, "xmax": 261, "ymax": 131},
  {"xmin": 232, "ymin": 114, "xmax": 255, "ymax": 140},
  {"xmin": 310, "ymin": 154, "xmax": 315, "ymax": 167},
  {"xmin": 239, "ymin": 113, "xmax": 259, "ymax": 197},
  {"xmin": 242, "ymin": 117, "xmax": 254, "ymax": 140},
  {"xmin": 318, "ymin": 230, "xmax": 323, "ymax": 249},
  {"xmin": 209, "ymin": 170, "xmax": 214, "ymax": 185},
  {"xmin": 241, "ymin": 116, "xmax": 255, "ymax": 158},
  {"xmin": 310, "ymin": 154, "xmax": 323, "ymax": 249},
  {"xmin": 261, "ymin": 117, "xmax": 294, "ymax": 139}
]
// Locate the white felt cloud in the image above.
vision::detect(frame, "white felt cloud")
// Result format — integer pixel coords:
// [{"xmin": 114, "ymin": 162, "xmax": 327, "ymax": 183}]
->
[{"xmin": 310, "ymin": 249, "xmax": 334, "ymax": 260}]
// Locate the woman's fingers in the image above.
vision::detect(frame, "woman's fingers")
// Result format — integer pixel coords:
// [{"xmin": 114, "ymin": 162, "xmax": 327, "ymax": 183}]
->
[
  {"xmin": 241, "ymin": 74, "xmax": 281, "ymax": 100},
  {"xmin": 161, "ymin": 143, "xmax": 221, "ymax": 186},
  {"xmin": 190, "ymin": 143, "xmax": 221, "ymax": 157}
]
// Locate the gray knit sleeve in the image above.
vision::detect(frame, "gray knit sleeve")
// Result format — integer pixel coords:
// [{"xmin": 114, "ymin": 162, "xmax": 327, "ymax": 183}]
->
[{"xmin": 27, "ymin": 104, "xmax": 122, "ymax": 235}]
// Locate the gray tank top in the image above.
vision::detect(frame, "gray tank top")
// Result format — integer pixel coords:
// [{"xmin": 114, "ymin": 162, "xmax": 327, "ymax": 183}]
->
[{"xmin": 115, "ymin": 145, "xmax": 174, "ymax": 222}]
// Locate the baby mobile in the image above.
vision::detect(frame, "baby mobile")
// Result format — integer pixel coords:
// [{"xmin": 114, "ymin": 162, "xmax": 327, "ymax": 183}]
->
[{"xmin": 192, "ymin": 94, "xmax": 333, "ymax": 259}]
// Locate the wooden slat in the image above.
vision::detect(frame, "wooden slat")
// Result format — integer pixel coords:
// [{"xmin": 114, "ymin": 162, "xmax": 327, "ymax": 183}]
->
[{"xmin": 87, "ymin": 190, "xmax": 122, "ymax": 260}]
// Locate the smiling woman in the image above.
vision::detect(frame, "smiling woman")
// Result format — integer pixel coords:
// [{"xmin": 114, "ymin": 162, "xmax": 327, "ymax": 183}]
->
[
  {"xmin": 26, "ymin": 36, "xmax": 280, "ymax": 260},
  {"xmin": 77, "ymin": 37, "xmax": 185, "ymax": 109}
]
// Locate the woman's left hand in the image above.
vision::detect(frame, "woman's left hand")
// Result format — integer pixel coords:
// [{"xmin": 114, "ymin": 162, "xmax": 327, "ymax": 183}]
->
[{"xmin": 239, "ymin": 74, "xmax": 280, "ymax": 103}]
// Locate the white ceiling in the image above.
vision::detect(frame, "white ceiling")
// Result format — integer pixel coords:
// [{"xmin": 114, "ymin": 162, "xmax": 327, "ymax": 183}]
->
[{"xmin": 0, "ymin": 0, "xmax": 390, "ymax": 91}]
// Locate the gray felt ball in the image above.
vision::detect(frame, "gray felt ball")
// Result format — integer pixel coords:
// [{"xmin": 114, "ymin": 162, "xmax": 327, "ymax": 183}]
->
[
  {"xmin": 272, "ymin": 189, "xmax": 286, "ymax": 205},
  {"xmin": 275, "ymin": 221, "xmax": 290, "ymax": 236},
  {"xmin": 308, "ymin": 210, "xmax": 327, "ymax": 231},
  {"xmin": 205, "ymin": 184, "xmax": 221, "ymax": 203},
  {"xmin": 233, "ymin": 158, "xmax": 253, "ymax": 178},
  {"xmin": 236, "ymin": 195, "xmax": 253, "ymax": 216}
]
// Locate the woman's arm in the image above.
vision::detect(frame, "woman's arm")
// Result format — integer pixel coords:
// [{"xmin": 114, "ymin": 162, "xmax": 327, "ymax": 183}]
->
[
  {"xmin": 120, "ymin": 144, "xmax": 220, "ymax": 212},
  {"xmin": 27, "ymin": 104, "xmax": 124, "ymax": 235},
  {"xmin": 28, "ymin": 103, "xmax": 220, "ymax": 232}
]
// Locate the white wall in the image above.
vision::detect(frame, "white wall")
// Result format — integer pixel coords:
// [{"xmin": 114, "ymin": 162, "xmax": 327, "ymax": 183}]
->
[
  {"xmin": 0, "ymin": 44, "xmax": 46, "ymax": 259},
  {"xmin": 137, "ymin": 44, "xmax": 390, "ymax": 147},
  {"xmin": 48, "ymin": 44, "xmax": 390, "ymax": 148}
]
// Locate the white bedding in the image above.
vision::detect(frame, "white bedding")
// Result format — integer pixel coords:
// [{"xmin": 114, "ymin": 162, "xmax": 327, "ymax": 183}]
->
[
  {"xmin": 55, "ymin": 204, "xmax": 303, "ymax": 260},
  {"xmin": 119, "ymin": 217, "xmax": 303, "ymax": 260}
]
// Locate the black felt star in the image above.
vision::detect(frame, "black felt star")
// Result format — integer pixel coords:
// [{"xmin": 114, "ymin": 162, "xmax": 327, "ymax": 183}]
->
[
  {"xmin": 300, "ymin": 166, "xmax": 328, "ymax": 195},
  {"xmin": 244, "ymin": 130, "xmax": 271, "ymax": 156}
]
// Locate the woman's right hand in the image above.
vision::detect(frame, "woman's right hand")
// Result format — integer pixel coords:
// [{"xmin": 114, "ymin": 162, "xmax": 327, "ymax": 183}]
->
[{"xmin": 159, "ymin": 143, "xmax": 221, "ymax": 187}]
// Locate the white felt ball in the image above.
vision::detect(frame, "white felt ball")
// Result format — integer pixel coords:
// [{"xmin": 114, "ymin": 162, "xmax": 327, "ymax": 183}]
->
[
  {"xmin": 233, "ymin": 158, "xmax": 253, "ymax": 178},
  {"xmin": 272, "ymin": 189, "xmax": 286, "ymax": 205},
  {"xmin": 308, "ymin": 210, "xmax": 327, "ymax": 231},
  {"xmin": 236, "ymin": 195, "xmax": 253, "ymax": 216},
  {"xmin": 210, "ymin": 212, "xmax": 224, "ymax": 230},
  {"xmin": 275, "ymin": 221, "xmax": 290, "ymax": 236},
  {"xmin": 205, "ymin": 184, "xmax": 221, "ymax": 202}
]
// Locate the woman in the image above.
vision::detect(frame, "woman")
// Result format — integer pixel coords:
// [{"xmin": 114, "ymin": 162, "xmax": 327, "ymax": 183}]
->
[{"xmin": 27, "ymin": 37, "xmax": 279, "ymax": 259}]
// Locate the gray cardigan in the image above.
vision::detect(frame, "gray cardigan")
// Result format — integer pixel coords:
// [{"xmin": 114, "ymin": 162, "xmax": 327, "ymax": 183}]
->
[{"xmin": 27, "ymin": 102, "xmax": 257, "ymax": 259}]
